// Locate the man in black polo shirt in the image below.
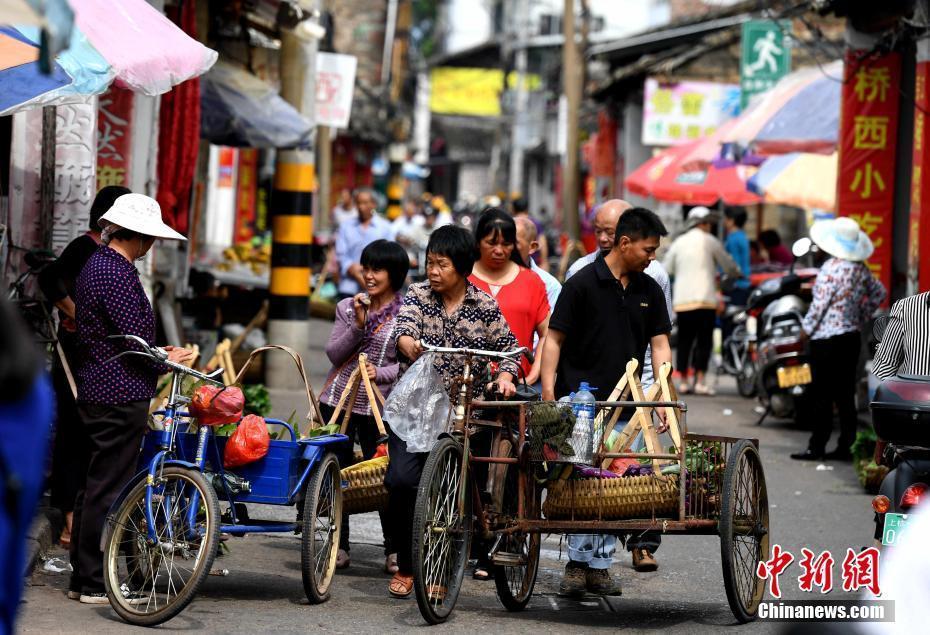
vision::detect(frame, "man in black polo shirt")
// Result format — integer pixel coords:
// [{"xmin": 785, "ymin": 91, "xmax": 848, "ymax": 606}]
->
[{"xmin": 541, "ymin": 207, "xmax": 672, "ymax": 597}]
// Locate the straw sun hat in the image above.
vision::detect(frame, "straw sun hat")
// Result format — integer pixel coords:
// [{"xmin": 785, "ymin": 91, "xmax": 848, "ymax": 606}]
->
[
  {"xmin": 809, "ymin": 216, "xmax": 873, "ymax": 262},
  {"xmin": 98, "ymin": 193, "xmax": 187, "ymax": 241}
]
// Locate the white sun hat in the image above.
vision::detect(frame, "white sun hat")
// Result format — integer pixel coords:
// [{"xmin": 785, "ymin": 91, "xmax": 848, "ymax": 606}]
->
[
  {"xmin": 98, "ymin": 193, "xmax": 187, "ymax": 241},
  {"xmin": 686, "ymin": 205, "xmax": 718, "ymax": 227},
  {"xmin": 809, "ymin": 216, "xmax": 873, "ymax": 262}
]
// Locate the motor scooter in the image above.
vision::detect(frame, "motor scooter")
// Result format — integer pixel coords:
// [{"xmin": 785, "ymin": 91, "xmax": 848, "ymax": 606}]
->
[
  {"xmin": 751, "ymin": 238, "xmax": 818, "ymax": 425},
  {"xmin": 869, "ymin": 316, "xmax": 930, "ymax": 547}
]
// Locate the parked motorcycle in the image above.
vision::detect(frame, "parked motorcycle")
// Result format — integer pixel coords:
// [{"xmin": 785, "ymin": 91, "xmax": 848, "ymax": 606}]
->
[
  {"xmin": 869, "ymin": 316, "xmax": 930, "ymax": 548},
  {"xmin": 751, "ymin": 238, "xmax": 817, "ymax": 426}
]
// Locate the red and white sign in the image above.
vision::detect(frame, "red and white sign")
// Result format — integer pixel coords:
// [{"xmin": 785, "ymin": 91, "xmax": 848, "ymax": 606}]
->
[
  {"xmin": 315, "ymin": 52, "xmax": 357, "ymax": 129},
  {"xmin": 835, "ymin": 49, "xmax": 900, "ymax": 297},
  {"xmin": 96, "ymin": 86, "xmax": 133, "ymax": 191}
]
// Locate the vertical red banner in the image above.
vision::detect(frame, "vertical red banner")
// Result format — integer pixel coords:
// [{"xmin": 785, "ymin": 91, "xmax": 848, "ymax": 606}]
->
[
  {"xmin": 235, "ymin": 148, "xmax": 258, "ymax": 243},
  {"xmin": 835, "ymin": 50, "xmax": 901, "ymax": 296},
  {"xmin": 911, "ymin": 59, "xmax": 930, "ymax": 293},
  {"xmin": 96, "ymin": 86, "xmax": 134, "ymax": 191}
]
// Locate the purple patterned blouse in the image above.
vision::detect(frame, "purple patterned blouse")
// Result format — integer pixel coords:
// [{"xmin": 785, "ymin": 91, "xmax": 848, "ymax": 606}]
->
[{"xmin": 74, "ymin": 246, "xmax": 168, "ymax": 404}]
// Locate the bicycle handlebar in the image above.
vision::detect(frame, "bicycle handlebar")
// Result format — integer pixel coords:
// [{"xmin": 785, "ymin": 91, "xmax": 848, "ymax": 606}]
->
[
  {"xmin": 104, "ymin": 334, "xmax": 224, "ymax": 385},
  {"xmin": 420, "ymin": 341, "xmax": 533, "ymax": 365}
]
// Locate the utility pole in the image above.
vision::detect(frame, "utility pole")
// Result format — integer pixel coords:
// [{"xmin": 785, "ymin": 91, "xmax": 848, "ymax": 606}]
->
[
  {"xmin": 508, "ymin": 0, "xmax": 529, "ymax": 202},
  {"xmin": 267, "ymin": 3, "xmax": 320, "ymax": 390},
  {"xmin": 561, "ymin": 0, "xmax": 581, "ymax": 242}
]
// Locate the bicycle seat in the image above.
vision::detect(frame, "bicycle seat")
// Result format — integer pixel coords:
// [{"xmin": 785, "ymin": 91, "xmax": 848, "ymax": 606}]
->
[{"xmin": 24, "ymin": 249, "xmax": 56, "ymax": 270}]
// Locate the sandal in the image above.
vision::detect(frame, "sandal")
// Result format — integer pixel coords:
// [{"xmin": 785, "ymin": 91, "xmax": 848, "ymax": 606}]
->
[
  {"xmin": 389, "ymin": 573, "xmax": 414, "ymax": 598},
  {"xmin": 471, "ymin": 562, "xmax": 492, "ymax": 581},
  {"xmin": 336, "ymin": 549, "xmax": 350, "ymax": 569},
  {"xmin": 384, "ymin": 553, "xmax": 399, "ymax": 575},
  {"xmin": 427, "ymin": 584, "xmax": 447, "ymax": 601}
]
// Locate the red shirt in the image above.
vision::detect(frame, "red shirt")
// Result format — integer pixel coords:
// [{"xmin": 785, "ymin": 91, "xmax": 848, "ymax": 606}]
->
[{"xmin": 469, "ymin": 267, "xmax": 549, "ymax": 377}]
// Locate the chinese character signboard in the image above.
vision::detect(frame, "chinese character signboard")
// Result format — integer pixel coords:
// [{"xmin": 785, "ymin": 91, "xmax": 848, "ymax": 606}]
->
[
  {"xmin": 836, "ymin": 50, "xmax": 900, "ymax": 295},
  {"xmin": 97, "ymin": 86, "xmax": 133, "ymax": 191},
  {"xmin": 642, "ymin": 78, "xmax": 740, "ymax": 146},
  {"xmin": 740, "ymin": 20, "xmax": 792, "ymax": 109},
  {"xmin": 235, "ymin": 148, "xmax": 258, "ymax": 244},
  {"xmin": 910, "ymin": 45, "xmax": 930, "ymax": 293},
  {"xmin": 316, "ymin": 52, "xmax": 357, "ymax": 129}
]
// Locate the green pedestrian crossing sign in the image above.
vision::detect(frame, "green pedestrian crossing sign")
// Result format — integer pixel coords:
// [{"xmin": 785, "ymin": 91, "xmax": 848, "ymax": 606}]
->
[{"xmin": 740, "ymin": 20, "xmax": 791, "ymax": 109}]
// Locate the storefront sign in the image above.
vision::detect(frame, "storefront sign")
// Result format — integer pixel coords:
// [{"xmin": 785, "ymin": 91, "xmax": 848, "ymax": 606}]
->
[
  {"xmin": 316, "ymin": 52, "xmax": 357, "ymax": 129},
  {"xmin": 910, "ymin": 45, "xmax": 930, "ymax": 294},
  {"xmin": 836, "ymin": 50, "xmax": 900, "ymax": 296},
  {"xmin": 96, "ymin": 86, "xmax": 133, "ymax": 190},
  {"xmin": 642, "ymin": 78, "xmax": 739, "ymax": 146},
  {"xmin": 429, "ymin": 67, "xmax": 542, "ymax": 117},
  {"xmin": 8, "ymin": 101, "xmax": 97, "ymax": 258},
  {"xmin": 740, "ymin": 20, "xmax": 792, "ymax": 109},
  {"xmin": 235, "ymin": 148, "xmax": 258, "ymax": 243}
]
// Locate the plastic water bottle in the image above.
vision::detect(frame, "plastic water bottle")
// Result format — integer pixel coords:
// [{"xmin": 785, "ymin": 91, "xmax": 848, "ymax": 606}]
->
[{"xmin": 570, "ymin": 382, "xmax": 597, "ymax": 461}]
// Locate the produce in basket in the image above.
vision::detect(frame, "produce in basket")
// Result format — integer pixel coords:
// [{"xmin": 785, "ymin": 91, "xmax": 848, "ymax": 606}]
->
[
  {"xmin": 190, "ymin": 384, "xmax": 245, "ymax": 426},
  {"xmin": 526, "ymin": 401, "xmax": 577, "ymax": 459}
]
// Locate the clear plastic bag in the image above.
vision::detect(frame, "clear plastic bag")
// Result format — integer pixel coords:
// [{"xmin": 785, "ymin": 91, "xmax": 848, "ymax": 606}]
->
[{"xmin": 383, "ymin": 355, "xmax": 451, "ymax": 453}]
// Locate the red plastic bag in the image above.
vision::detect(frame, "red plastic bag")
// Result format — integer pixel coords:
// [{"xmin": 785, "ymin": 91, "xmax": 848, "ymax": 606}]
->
[
  {"xmin": 189, "ymin": 385, "xmax": 244, "ymax": 426},
  {"xmin": 223, "ymin": 414, "xmax": 270, "ymax": 468}
]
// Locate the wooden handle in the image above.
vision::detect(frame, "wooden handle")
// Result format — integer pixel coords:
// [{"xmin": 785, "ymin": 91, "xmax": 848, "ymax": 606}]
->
[{"xmin": 358, "ymin": 353, "xmax": 387, "ymax": 436}]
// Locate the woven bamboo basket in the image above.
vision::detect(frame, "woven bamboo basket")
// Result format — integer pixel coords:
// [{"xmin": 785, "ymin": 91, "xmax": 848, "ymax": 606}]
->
[
  {"xmin": 341, "ymin": 456, "xmax": 389, "ymax": 515},
  {"xmin": 543, "ymin": 474, "xmax": 679, "ymax": 520}
]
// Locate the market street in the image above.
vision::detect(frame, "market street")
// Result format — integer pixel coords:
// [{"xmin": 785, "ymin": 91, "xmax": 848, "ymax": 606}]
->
[{"xmin": 18, "ymin": 317, "xmax": 874, "ymax": 634}]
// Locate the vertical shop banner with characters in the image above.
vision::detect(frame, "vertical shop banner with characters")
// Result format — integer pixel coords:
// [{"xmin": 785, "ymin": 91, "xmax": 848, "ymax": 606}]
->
[
  {"xmin": 235, "ymin": 148, "xmax": 258, "ymax": 244},
  {"xmin": 911, "ymin": 49, "xmax": 930, "ymax": 294},
  {"xmin": 96, "ymin": 86, "xmax": 134, "ymax": 191},
  {"xmin": 835, "ymin": 50, "xmax": 900, "ymax": 296}
]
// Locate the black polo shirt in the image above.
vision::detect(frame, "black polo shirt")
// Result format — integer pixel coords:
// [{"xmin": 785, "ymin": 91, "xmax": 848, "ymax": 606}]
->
[{"xmin": 549, "ymin": 254, "xmax": 671, "ymax": 401}]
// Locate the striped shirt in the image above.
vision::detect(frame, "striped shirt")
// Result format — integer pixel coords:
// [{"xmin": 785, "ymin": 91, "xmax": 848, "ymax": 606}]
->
[{"xmin": 872, "ymin": 292, "xmax": 930, "ymax": 379}]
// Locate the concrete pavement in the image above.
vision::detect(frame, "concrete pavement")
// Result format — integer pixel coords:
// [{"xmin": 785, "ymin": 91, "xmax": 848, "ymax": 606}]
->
[{"xmin": 18, "ymin": 318, "xmax": 876, "ymax": 633}]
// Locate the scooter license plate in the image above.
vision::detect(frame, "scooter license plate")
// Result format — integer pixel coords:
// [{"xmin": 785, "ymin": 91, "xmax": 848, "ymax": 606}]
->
[
  {"xmin": 776, "ymin": 363, "xmax": 812, "ymax": 388},
  {"xmin": 882, "ymin": 512, "xmax": 909, "ymax": 546}
]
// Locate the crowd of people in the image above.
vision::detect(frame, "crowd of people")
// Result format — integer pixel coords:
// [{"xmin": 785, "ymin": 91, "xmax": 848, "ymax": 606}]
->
[{"xmin": 18, "ymin": 182, "xmax": 900, "ymax": 621}]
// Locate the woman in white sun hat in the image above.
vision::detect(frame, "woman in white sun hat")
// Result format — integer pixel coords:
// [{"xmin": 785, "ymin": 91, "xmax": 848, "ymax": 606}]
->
[
  {"xmin": 790, "ymin": 216, "xmax": 886, "ymax": 463},
  {"xmin": 68, "ymin": 194, "xmax": 194, "ymax": 605}
]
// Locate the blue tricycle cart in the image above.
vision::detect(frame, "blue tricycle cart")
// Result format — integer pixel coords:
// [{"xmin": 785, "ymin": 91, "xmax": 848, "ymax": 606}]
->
[{"xmin": 102, "ymin": 338, "xmax": 347, "ymax": 626}]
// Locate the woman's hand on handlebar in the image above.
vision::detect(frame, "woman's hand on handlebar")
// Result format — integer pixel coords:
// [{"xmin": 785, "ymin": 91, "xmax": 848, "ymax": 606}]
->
[
  {"xmin": 493, "ymin": 372, "xmax": 517, "ymax": 398},
  {"xmin": 164, "ymin": 345, "xmax": 195, "ymax": 364},
  {"xmin": 397, "ymin": 335, "xmax": 422, "ymax": 361}
]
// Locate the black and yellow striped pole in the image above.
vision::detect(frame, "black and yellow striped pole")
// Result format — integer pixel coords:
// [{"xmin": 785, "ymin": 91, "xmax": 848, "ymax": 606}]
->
[{"xmin": 266, "ymin": 148, "xmax": 315, "ymax": 389}]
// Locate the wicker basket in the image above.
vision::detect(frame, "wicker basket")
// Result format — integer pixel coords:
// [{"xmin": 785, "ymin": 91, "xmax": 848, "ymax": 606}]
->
[
  {"xmin": 341, "ymin": 456, "xmax": 389, "ymax": 515},
  {"xmin": 543, "ymin": 474, "xmax": 679, "ymax": 520}
]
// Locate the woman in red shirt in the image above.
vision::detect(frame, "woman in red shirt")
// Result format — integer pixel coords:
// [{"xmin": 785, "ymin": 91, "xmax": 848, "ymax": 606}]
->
[{"xmin": 469, "ymin": 208, "xmax": 549, "ymax": 385}]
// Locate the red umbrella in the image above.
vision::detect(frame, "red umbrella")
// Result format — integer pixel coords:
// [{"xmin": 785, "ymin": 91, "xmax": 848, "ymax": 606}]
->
[{"xmin": 625, "ymin": 121, "xmax": 760, "ymax": 205}]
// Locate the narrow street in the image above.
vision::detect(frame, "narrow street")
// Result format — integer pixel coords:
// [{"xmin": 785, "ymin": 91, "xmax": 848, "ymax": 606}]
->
[{"xmin": 18, "ymin": 318, "xmax": 874, "ymax": 634}]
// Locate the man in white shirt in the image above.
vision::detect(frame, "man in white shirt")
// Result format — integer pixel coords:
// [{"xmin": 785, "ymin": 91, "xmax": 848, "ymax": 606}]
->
[
  {"xmin": 334, "ymin": 189, "xmax": 396, "ymax": 298},
  {"xmin": 330, "ymin": 188, "xmax": 357, "ymax": 229},
  {"xmin": 515, "ymin": 216, "xmax": 560, "ymax": 311}
]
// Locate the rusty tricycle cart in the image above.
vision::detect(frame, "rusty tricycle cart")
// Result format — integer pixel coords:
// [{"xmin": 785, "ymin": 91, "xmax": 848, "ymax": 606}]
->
[{"xmin": 410, "ymin": 344, "xmax": 770, "ymax": 625}]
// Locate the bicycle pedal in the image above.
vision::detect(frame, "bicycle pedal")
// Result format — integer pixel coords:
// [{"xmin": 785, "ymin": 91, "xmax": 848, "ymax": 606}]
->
[{"xmin": 490, "ymin": 552, "xmax": 526, "ymax": 567}]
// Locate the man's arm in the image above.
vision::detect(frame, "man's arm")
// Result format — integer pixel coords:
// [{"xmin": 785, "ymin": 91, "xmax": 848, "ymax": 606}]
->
[
  {"xmin": 872, "ymin": 303, "xmax": 905, "ymax": 380},
  {"xmin": 713, "ymin": 237, "xmax": 742, "ymax": 278},
  {"xmin": 650, "ymin": 332, "xmax": 672, "ymax": 382},
  {"xmin": 540, "ymin": 328, "xmax": 565, "ymax": 401}
]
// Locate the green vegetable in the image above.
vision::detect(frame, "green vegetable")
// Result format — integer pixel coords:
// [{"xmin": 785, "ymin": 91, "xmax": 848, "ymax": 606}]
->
[{"xmin": 242, "ymin": 383, "xmax": 272, "ymax": 417}]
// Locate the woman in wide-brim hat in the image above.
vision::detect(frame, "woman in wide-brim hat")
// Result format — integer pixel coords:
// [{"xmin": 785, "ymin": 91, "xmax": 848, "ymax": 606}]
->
[
  {"xmin": 791, "ymin": 216, "xmax": 886, "ymax": 463},
  {"xmin": 68, "ymin": 193, "xmax": 194, "ymax": 604}
]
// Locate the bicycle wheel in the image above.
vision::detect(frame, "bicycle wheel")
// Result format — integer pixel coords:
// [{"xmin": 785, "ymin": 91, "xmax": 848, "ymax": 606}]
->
[
  {"xmin": 412, "ymin": 437, "xmax": 472, "ymax": 625},
  {"xmin": 104, "ymin": 466, "xmax": 220, "ymax": 626},
  {"xmin": 301, "ymin": 452, "xmax": 342, "ymax": 604},
  {"xmin": 736, "ymin": 368, "xmax": 757, "ymax": 398},
  {"xmin": 493, "ymin": 441, "xmax": 539, "ymax": 612},
  {"xmin": 719, "ymin": 440, "xmax": 770, "ymax": 623}
]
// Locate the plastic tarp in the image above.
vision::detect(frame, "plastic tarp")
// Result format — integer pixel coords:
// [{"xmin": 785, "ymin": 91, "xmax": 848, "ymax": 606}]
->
[
  {"xmin": 200, "ymin": 61, "xmax": 313, "ymax": 148},
  {"xmin": 70, "ymin": 0, "xmax": 216, "ymax": 96}
]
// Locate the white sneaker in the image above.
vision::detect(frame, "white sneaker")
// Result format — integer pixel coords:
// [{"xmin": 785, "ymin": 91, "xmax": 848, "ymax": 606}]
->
[{"xmin": 79, "ymin": 592, "xmax": 109, "ymax": 605}]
